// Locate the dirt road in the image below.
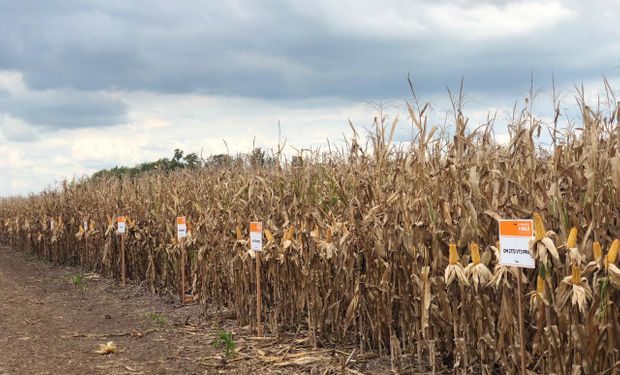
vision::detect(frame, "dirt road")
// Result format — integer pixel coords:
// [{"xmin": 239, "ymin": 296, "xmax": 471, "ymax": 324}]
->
[
  {"xmin": 0, "ymin": 246, "xmax": 395, "ymax": 375},
  {"xmin": 0, "ymin": 245, "xmax": 228, "ymax": 374}
]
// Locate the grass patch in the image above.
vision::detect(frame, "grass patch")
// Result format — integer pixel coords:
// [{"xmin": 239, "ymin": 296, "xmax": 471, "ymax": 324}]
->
[
  {"xmin": 147, "ymin": 312, "xmax": 167, "ymax": 327},
  {"xmin": 66, "ymin": 273, "xmax": 87, "ymax": 291}
]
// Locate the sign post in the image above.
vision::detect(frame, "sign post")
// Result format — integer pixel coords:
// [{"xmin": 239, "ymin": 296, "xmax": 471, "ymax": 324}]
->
[
  {"xmin": 43, "ymin": 218, "xmax": 49, "ymax": 259},
  {"xmin": 81, "ymin": 219, "xmax": 88, "ymax": 266},
  {"xmin": 250, "ymin": 222, "xmax": 263, "ymax": 336},
  {"xmin": 117, "ymin": 216, "xmax": 127, "ymax": 286},
  {"xmin": 49, "ymin": 217, "xmax": 55, "ymax": 262},
  {"xmin": 177, "ymin": 216, "xmax": 188, "ymax": 304},
  {"xmin": 498, "ymin": 219, "xmax": 535, "ymax": 375}
]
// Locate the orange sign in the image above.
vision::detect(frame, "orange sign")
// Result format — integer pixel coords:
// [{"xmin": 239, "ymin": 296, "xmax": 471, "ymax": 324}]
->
[
  {"xmin": 499, "ymin": 220, "xmax": 532, "ymax": 237},
  {"xmin": 117, "ymin": 216, "xmax": 126, "ymax": 223},
  {"xmin": 177, "ymin": 216, "xmax": 186, "ymax": 225},
  {"xmin": 250, "ymin": 222, "xmax": 262, "ymax": 233}
]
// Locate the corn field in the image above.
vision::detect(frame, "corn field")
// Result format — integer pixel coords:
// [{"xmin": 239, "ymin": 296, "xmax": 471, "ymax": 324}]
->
[{"xmin": 1, "ymin": 85, "xmax": 620, "ymax": 374}]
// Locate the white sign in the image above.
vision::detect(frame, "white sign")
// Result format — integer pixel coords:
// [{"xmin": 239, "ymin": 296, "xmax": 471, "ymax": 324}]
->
[
  {"xmin": 176, "ymin": 216, "xmax": 187, "ymax": 240},
  {"xmin": 83, "ymin": 220, "xmax": 88, "ymax": 231},
  {"xmin": 250, "ymin": 222, "xmax": 263, "ymax": 251},
  {"xmin": 50, "ymin": 218, "xmax": 55, "ymax": 231},
  {"xmin": 498, "ymin": 219, "xmax": 535, "ymax": 268},
  {"xmin": 117, "ymin": 216, "xmax": 126, "ymax": 234}
]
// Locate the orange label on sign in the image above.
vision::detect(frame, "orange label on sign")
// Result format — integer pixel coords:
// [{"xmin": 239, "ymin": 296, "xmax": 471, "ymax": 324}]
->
[
  {"xmin": 499, "ymin": 220, "xmax": 532, "ymax": 236},
  {"xmin": 250, "ymin": 222, "xmax": 262, "ymax": 233},
  {"xmin": 117, "ymin": 216, "xmax": 126, "ymax": 223},
  {"xmin": 177, "ymin": 216, "xmax": 186, "ymax": 225}
]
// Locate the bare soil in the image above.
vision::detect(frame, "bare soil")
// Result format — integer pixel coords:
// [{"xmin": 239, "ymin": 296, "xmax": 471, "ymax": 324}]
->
[{"xmin": 0, "ymin": 246, "xmax": 409, "ymax": 375}]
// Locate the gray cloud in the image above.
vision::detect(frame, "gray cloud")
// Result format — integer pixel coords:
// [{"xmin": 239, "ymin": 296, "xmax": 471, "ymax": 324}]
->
[
  {"xmin": 0, "ymin": 1, "xmax": 617, "ymax": 102},
  {"xmin": 0, "ymin": 89, "xmax": 128, "ymax": 129},
  {"xmin": 0, "ymin": 122, "xmax": 39, "ymax": 142}
]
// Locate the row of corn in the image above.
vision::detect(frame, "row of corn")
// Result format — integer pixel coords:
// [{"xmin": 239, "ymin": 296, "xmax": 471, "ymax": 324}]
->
[{"xmin": 0, "ymin": 90, "xmax": 619, "ymax": 373}]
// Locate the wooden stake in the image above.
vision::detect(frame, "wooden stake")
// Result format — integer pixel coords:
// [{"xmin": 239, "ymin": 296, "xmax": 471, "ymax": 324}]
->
[
  {"xmin": 256, "ymin": 250, "xmax": 262, "ymax": 336},
  {"xmin": 180, "ymin": 238, "xmax": 186, "ymax": 304},
  {"xmin": 517, "ymin": 267, "xmax": 526, "ymax": 375},
  {"xmin": 82, "ymin": 236, "xmax": 86, "ymax": 266},
  {"xmin": 120, "ymin": 233, "xmax": 126, "ymax": 286},
  {"xmin": 83, "ymin": 221, "xmax": 88, "ymax": 266}
]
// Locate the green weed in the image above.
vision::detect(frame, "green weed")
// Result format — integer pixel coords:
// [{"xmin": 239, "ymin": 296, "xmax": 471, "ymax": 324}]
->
[
  {"xmin": 67, "ymin": 273, "xmax": 86, "ymax": 291},
  {"xmin": 213, "ymin": 330, "xmax": 236, "ymax": 358}
]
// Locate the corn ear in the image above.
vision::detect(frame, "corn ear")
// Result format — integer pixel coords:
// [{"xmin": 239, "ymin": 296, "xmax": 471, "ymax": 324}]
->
[{"xmin": 533, "ymin": 212, "xmax": 545, "ymax": 241}]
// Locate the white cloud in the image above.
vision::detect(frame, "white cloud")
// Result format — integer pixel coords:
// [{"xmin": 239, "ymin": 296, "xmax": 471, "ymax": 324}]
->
[
  {"xmin": 0, "ymin": 145, "xmax": 30, "ymax": 170},
  {"xmin": 300, "ymin": 0, "xmax": 427, "ymax": 39},
  {"xmin": 428, "ymin": 1, "xmax": 576, "ymax": 41},
  {"xmin": 306, "ymin": 0, "xmax": 575, "ymax": 42},
  {"xmin": 69, "ymin": 134, "xmax": 151, "ymax": 166},
  {"xmin": 0, "ymin": 71, "xmax": 27, "ymax": 94}
]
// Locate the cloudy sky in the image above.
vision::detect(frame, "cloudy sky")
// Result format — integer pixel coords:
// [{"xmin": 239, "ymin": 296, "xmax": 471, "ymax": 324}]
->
[{"xmin": 0, "ymin": 0, "xmax": 619, "ymax": 196}]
